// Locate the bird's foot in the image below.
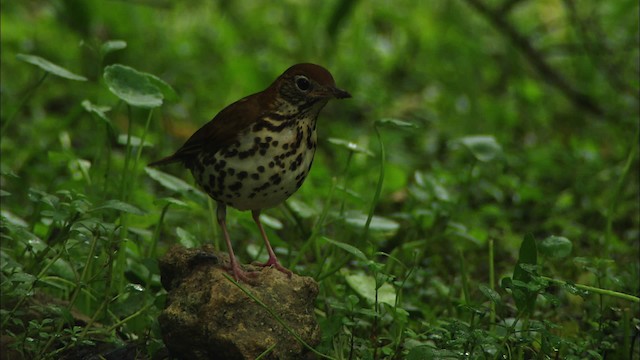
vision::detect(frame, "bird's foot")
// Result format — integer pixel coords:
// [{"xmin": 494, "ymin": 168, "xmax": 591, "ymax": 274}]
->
[
  {"xmin": 256, "ymin": 257, "xmax": 293, "ymax": 278},
  {"xmin": 225, "ymin": 262, "xmax": 259, "ymax": 283}
]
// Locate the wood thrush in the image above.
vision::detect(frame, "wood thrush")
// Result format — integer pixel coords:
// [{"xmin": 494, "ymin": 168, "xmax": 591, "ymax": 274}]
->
[{"xmin": 149, "ymin": 63, "xmax": 350, "ymax": 281}]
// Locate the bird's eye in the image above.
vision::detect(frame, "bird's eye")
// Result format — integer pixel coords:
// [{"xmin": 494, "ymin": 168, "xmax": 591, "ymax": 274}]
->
[{"xmin": 294, "ymin": 76, "xmax": 311, "ymax": 92}]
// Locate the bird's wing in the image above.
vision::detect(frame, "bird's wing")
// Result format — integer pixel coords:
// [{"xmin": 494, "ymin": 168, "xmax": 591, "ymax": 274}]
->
[{"xmin": 149, "ymin": 94, "xmax": 264, "ymax": 166}]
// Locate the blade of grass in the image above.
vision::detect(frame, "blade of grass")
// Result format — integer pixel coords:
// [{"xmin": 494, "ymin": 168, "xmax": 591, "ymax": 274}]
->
[
  {"xmin": 363, "ymin": 123, "xmax": 386, "ymax": 246},
  {"xmin": 2, "ymin": 72, "xmax": 48, "ymax": 133},
  {"xmin": 489, "ymin": 238, "xmax": 496, "ymax": 331},
  {"xmin": 459, "ymin": 249, "xmax": 470, "ymax": 305},
  {"xmin": 291, "ymin": 177, "xmax": 338, "ymax": 270},
  {"xmin": 604, "ymin": 123, "xmax": 639, "ymax": 256}
]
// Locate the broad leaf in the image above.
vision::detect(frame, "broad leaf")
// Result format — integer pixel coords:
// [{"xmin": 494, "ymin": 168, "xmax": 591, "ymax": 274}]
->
[
  {"xmin": 146, "ymin": 72, "xmax": 178, "ymax": 101},
  {"xmin": 457, "ymin": 135, "xmax": 503, "ymax": 162},
  {"xmin": 344, "ymin": 272, "xmax": 397, "ymax": 306},
  {"xmin": 103, "ymin": 64, "xmax": 163, "ymax": 108},
  {"xmin": 539, "ymin": 235, "xmax": 572, "ymax": 259}
]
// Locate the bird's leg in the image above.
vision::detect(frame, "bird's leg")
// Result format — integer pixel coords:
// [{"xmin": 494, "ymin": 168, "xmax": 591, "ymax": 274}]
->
[
  {"xmin": 252, "ymin": 210, "xmax": 293, "ymax": 277},
  {"xmin": 217, "ymin": 202, "xmax": 254, "ymax": 282}
]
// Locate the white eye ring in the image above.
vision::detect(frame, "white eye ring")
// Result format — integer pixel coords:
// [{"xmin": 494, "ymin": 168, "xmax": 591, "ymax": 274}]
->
[{"xmin": 294, "ymin": 75, "xmax": 311, "ymax": 92}]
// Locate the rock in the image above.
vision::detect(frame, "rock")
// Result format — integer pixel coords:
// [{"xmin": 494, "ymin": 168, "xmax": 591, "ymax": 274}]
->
[{"xmin": 158, "ymin": 245, "xmax": 320, "ymax": 360}]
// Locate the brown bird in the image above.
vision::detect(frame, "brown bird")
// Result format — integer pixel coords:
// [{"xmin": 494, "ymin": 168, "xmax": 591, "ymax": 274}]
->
[{"xmin": 149, "ymin": 63, "xmax": 351, "ymax": 281}]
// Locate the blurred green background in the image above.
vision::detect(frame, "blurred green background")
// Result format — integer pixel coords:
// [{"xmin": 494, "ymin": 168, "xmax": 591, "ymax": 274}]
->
[{"xmin": 1, "ymin": 0, "xmax": 638, "ymax": 359}]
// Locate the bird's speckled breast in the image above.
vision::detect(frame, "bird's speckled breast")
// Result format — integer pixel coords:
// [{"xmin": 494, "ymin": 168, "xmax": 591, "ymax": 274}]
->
[{"xmin": 191, "ymin": 113, "xmax": 318, "ymax": 211}]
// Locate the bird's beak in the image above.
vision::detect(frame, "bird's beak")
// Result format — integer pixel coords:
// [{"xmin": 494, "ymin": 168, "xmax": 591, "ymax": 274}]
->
[
  {"xmin": 314, "ymin": 86, "xmax": 351, "ymax": 100},
  {"xmin": 331, "ymin": 87, "xmax": 351, "ymax": 99}
]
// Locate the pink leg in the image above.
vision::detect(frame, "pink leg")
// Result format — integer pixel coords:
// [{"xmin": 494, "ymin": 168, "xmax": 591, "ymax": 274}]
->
[
  {"xmin": 217, "ymin": 203, "xmax": 254, "ymax": 282},
  {"xmin": 252, "ymin": 210, "xmax": 292, "ymax": 277}
]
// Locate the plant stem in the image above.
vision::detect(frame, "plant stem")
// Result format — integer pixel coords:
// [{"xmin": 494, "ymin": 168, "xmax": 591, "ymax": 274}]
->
[
  {"xmin": 133, "ymin": 108, "xmax": 154, "ymax": 171},
  {"xmin": 339, "ymin": 151, "xmax": 354, "ymax": 216},
  {"xmin": 459, "ymin": 249, "xmax": 470, "ymax": 305},
  {"xmin": 364, "ymin": 123, "xmax": 386, "ymax": 246},
  {"xmin": 604, "ymin": 123, "xmax": 639, "ymax": 255},
  {"xmin": 291, "ymin": 176, "xmax": 338, "ymax": 270},
  {"xmin": 2, "ymin": 72, "xmax": 48, "ymax": 133},
  {"xmin": 119, "ymin": 104, "xmax": 134, "ymax": 201},
  {"xmin": 540, "ymin": 276, "xmax": 640, "ymax": 303},
  {"xmin": 489, "ymin": 238, "xmax": 496, "ymax": 331}
]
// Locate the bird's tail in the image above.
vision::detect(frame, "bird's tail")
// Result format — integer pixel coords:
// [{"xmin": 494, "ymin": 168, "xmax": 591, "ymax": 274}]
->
[{"xmin": 148, "ymin": 155, "xmax": 180, "ymax": 167}]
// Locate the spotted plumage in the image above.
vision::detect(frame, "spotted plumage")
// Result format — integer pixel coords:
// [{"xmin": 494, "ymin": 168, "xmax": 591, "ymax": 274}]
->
[{"xmin": 149, "ymin": 63, "xmax": 350, "ymax": 282}]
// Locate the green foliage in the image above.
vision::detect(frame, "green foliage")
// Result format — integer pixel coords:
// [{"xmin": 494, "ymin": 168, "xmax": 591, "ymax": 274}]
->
[
  {"xmin": 16, "ymin": 54, "xmax": 87, "ymax": 81},
  {"xmin": 511, "ymin": 234, "xmax": 539, "ymax": 315},
  {"xmin": 103, "ymin": 64, "xmax": 165, "ymax": 108},
  {"xmin": 1, "ymin": 0, "xmax": 638, "ymax": 359}
]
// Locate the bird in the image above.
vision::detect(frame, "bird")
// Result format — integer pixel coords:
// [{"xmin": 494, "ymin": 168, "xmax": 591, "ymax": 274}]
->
[{"xmin": 149, "ymin": 63, "xmax": 351, "ymax": 281}]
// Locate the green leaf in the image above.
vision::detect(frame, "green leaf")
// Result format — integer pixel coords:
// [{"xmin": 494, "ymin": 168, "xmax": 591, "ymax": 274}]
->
[
  {"xmin": 90, "ymin": 200, "xmax": 145, "ymax": 215},
  {"xmin": 286, "ymin": 198, "xmax": 317, "ymax": 218},
  {"xmin": 81, "ymin": 100, "xmax": 113, "ymax": 127},
  {"xmin": 49, "ymin": 258, "xmax": 74, "ymax": 281},
  {"xmin": 344, "ymin": 272, "xmax": 397, "ymax": 306},
  {"xmin": 1, "ymin": 169, "xmax": 19, "ymax": 178},
  {"xmin": 539, "ymin": 235, "xmax": 572, "ymax": 259},
  {"xmin": 457, "ymin": 135, "xmax": 503, "ymax": 162},
  {"xmin": 514, "ymin": 234, "xmax": 537, "ymax": 276},
  {"xmin": 155, "ymin": 197, "xmax": 189, "ymax": 208},
  {"xmin": 146, "ymin": 73, "xmax": 178, "ymax": 101},
  {"xmin": 259, "ymin": 213, "xmax": 283, "ymax": 230},
  {"xmin": 8, "ymin": 272, "xmax": 37, "ymax": 284},
  {"xmin": 319, "ymin": 315, "xmax": 342, "ymax": 339},
  {"xmin": 145, "ymin": 167, "xmax": 202, "ymax": 195},
  {"xmin": 112, "ymin": 284, "xmax": 147, "ymax": 317},
  {"xmin": 1, "ymin": 210, "xmax": 28, "ymax": 227},
  {"xmin": 512, "ymin": 234, "xmax": 538, "ymax": 314},
  {"xmin": 117, "ymin": 134, "xmax": 153, "ymax": 147},
  {"xmin": 176, "ymin": 227, "xmax": 196, "ymax": 247},
  {"xmin": 375, "ymin": 118, "xmax": 418, "ymax": 129},
  {"xmin": 103, "ymin": 64, "xmax": 163, "ymax": 108},
  {"xmin": 321, "ymin": 236, "xmax": 368, "ymax": 261},
  {"xmin": 343, "ymin": 212, "xmax": 399, "ymax": 233},
  {"xmin": 82, "ymin": 100, "xmax": 116, "ymax": 139},
  {"xmin": 17, "ymin": 54, "xmax": 87, "ymax": 81},
  {"xmin": 327, "ymin": 138, "xmax": 373, "ymax": 155},
  {"xmin": 561, "ymin": 281, "xmax": 589, "ymax": 298},
  {"xmin": 101, "ymin": 40, "xmax": 127, "ymax": 56},
  {"xmin": 478, "ymin": 284, "xmax": 501, "ymax": 305},
  {"xmin": 406, "ymin": 346, "xmax": 458, "ymax": 360},
  {"xmin": 406, "ymin": 346, "xmax": 433, "ymax": 360}
]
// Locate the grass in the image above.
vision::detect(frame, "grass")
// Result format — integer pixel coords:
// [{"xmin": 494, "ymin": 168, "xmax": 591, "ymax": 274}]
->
[{"xmin": 1, "ymin": 1, "xmax": 639, "ymax": 359}]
